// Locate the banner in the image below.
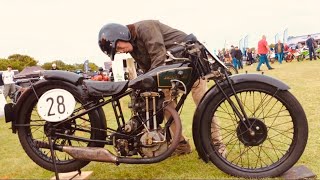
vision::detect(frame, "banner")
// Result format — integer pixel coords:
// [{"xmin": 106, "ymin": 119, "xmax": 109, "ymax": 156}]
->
[
  {"xmin": 244, "ymin": 35, "xmax": 249, "ymax": 48},
  {"xmin": 239, "ymin": 38, "xmax": 244, "ymax": 54},
  {"xmin": 275, "ymin": 33, "xmax": 279, "ymax": 43},
  {"xmin": 104, "ymin": 61, "xmax": 112, "ymax": 72},
  {"xmin": 83, "ymin": 60, "xmax": 89, "ymax": 73},
  {"xmin": 283, "ymin": 28, "xmax": 288, "ymax": 44}
]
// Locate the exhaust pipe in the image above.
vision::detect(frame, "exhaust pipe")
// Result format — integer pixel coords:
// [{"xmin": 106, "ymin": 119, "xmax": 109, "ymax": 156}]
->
[
  {"xmin": 58, "ymin": 105, "xmax": 181, "ymax": 164},
  {"xmin": 62, "ymin": 146, "xmax": 117, "ymax": 163},
  {"xmin": 33, "ymin": 140, "xmax": 118, "ymax": 163}
]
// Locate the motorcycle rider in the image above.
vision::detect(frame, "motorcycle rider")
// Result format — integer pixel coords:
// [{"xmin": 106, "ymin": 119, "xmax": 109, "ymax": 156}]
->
[{"xmin": 98, "ymin": 20, "xmax": 225, "ymax": 156}]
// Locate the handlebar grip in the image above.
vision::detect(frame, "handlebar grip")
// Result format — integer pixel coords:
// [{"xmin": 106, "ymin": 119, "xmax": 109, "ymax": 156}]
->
[{"xmin": 168, "ymin": 45, "xmax": 185, "ymax": 54}]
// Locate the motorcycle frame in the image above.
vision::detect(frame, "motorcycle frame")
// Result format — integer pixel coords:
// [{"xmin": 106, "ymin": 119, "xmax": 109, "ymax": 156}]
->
[
  {"xmin": 37, "ymin": 46, "xmax": 249, "ymax": 146},
  {"xmin": 10, "ymin": 45, "xmax": 250, "ymax": 149}
]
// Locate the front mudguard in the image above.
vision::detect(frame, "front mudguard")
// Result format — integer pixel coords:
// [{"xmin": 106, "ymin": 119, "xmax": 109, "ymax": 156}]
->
[
  {"xmin": 8, "ymin": 79, "xmax": 106, "ymax": 134},
  {"xmin": 192, "ymin": 73, "xmax": 290, "ymax": 162}
]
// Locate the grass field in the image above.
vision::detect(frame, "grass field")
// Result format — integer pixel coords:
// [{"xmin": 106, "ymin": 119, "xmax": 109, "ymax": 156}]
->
[{"xmin": 1, "ymin": 59, "xmax": 319, "ymax": 179}]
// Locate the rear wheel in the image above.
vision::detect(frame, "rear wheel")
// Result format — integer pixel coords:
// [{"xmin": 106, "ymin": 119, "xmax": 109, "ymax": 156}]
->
[
  {"xmin": 18, "ymin": 83, "xmax": 106, "ymax": 172},
  {"xmin": 200, "ymin": 82, "xmax": 308, "ymax": 178}
]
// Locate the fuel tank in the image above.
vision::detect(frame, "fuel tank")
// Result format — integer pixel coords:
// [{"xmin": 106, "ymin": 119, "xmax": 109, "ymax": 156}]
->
[{"xmin": 128, "ymin": 63, "xmax": 194, "ymax": 90}]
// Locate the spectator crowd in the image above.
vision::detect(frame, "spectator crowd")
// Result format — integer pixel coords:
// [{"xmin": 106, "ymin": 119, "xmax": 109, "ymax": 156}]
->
[{"xmin": 216, "ymin": 34, "xmax": 319, "ymax": 71}]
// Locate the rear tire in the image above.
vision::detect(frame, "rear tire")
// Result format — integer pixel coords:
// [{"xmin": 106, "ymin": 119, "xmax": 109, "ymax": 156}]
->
[
  {"xmin": 200, "ymin": 82, "xmax": 308, "ymax": 178},
  {"xmin": 18, "ymin": 82, "xmax": 106, "ymax": 173}
]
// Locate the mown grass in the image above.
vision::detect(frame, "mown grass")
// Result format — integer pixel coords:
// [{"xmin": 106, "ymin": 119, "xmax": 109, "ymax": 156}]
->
[{"xmin": 0, "ymin": 59, "xmax": 319, "ymax": 179}]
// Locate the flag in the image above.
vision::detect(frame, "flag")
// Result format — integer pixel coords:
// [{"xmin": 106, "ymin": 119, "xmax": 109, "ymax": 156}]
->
[
  {"xmin": 239, "ymin": 38, "xmax": 244, "ymax": 54},
  {"xmin": 84, "ymin": 60, "xmax": 89, "ymax": 73},
  {"xmin": 283, "ymin": 28, "xmax": 288, "ymax": 44},
  {"xmin": 244, "ymin": 35, "xmax": 249, "ymax": 47},
  {"xmin": 244, "ymin": 35, "xmax": 249, "ymax": 53},
  {"xmin": 275, "ymin": 33, "xmax": 279, "ymax": 43}
]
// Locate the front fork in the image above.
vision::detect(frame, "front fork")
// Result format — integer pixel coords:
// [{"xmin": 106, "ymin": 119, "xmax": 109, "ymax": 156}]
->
[{"xmin": 213, "ymin": 72, "xmax": 253, "ymax": 130}]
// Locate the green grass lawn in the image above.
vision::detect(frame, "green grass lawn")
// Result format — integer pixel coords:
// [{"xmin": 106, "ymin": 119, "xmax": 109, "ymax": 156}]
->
[{"xmin": 1, "ymin": 59, "xmax": 319, "ymax": 179}]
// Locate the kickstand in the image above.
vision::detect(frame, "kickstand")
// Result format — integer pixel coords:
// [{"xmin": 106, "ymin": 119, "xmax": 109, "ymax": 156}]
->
[
  {"xmin": 48, "ymin": 136, "xmax": 59, "ymax": 180},
  {"xmin": 68, "ymin": 169, "xmax": 82, "ymax": 180}
]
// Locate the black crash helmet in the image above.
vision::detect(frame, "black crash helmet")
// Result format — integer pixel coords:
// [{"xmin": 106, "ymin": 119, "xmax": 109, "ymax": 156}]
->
[{"xmin": 98, "ymin": 23, "xmax": 131, "ymax": 60}]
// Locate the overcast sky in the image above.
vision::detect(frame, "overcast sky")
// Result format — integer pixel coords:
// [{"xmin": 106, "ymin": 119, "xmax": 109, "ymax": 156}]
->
[{"xmin": 1, "ymin": 0, "xmax": 319, "ymax": 67}]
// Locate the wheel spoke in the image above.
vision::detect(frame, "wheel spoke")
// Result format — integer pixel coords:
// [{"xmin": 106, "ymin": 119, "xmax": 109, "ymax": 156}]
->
[
  {"xmin": 210, "ymin": 86, "xmax": 301, "ymax": 172},
  {"xmin": 22, "ymin": 98, "xmax": 97, "ymax": 166}
]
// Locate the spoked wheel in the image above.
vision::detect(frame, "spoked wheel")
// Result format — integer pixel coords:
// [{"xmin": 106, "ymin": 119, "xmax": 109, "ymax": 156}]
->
[
  {"xmin": 200, "ymin": 82, "xmax": 308, "ymax": 178},
  {"xmin": 18, "ymin": 83, "xmax": 106, "ymax": 173},
  {"xmin": 225, "ymin": 63, "xmax": 238, "ymax": 76}
]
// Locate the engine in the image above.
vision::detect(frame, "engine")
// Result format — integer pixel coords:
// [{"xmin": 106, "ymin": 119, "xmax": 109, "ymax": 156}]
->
[
  {"xmin": 113, "ymin": 90, "xmax": 168, "ymax": 158},
  {"xmin": 139, "ymin": 128, "xmax": 168, "ymax": 157}
]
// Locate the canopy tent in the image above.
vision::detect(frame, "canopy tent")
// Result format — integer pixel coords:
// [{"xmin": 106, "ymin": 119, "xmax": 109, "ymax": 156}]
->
[{"xmin": 14, "ymin": 66, "xmax": 44, "ymax": 79}]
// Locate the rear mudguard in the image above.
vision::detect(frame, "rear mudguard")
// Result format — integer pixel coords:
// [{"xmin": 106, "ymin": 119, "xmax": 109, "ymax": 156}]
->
[
  {"xmin": 192, "ymin": 73, "xmax": 290, "ymax": 162},
  {"xmin": 9, "ymin": 79, "xmax": 106, "ymax": 134}
]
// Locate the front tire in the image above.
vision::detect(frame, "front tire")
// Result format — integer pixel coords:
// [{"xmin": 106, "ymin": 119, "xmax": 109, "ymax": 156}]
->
[
  {"xmin": 17, "ymin": 82, "xmax": 106, "ymax": 173},
  {"xmin": 200, "ymin": 82, "xmax": 308, "ymax": 178}
]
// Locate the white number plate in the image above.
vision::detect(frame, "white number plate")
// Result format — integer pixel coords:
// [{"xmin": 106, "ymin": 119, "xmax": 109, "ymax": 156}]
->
[{"xmin": 37, "ymin": 88, "xmax": 76, "ymax": 122}]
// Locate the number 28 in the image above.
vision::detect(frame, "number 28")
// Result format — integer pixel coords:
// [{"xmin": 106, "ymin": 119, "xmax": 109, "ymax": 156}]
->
[{"xmin": 46, "ymin": 95, "xmax": 65, "ymax": 116}]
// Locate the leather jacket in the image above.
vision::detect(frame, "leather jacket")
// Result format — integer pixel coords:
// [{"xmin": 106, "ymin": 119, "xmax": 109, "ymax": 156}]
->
[{"xmin": 127, "ymin": 20, "xmax": 187, "ymax": 72}]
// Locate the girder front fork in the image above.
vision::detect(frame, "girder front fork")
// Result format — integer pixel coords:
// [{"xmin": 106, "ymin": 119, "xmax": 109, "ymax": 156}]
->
[{"xmin": 214, "ymin": 73, "xmax": 252, "ymax": 130}]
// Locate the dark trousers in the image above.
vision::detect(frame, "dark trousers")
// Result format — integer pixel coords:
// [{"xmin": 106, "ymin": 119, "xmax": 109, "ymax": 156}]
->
[
  {"xmin": 237, "ymin": 59, "xmax": 243, "ymax": 69},
  {"xmin": 309, "ymin": 47, "xmax": 316, "ymax": 60}
]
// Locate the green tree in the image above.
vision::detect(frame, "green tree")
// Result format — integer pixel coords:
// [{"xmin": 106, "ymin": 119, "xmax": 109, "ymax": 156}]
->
[
  {"xmin": 0, "ymin": 59, "xmax": 9, "ymax": 70},
  {"xmin": 88, "ymin": 62, "xmax": 98, "ymax": 72},
  {"xmin": 41, "ymin": 62, "xmax": 54, "ymax": 70},
  {"xmin": 41, "ymin": 60, "xmax": 99, "ymax": 72},
  {"xmin": 1, "ymin": 54, "xmax": 100, "ymax": 73},
  {"xmin": 7, "ymin": 54, "xmax": 38, "ymax": 71},
  {"xmin": 269, "ymin": 44, "xmax": 275, "ymax": 49}
]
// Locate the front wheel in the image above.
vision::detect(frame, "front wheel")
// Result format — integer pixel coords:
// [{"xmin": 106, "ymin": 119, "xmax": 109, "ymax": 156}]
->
[{"xmin": 200, "ymin": 82, "xmax": 308, "ymax": 178}]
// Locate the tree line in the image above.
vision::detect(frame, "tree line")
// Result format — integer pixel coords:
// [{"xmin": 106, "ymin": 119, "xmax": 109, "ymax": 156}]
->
[{"xmin": 0, "ymin": 54, "xmax": 99, "ymax": 72}]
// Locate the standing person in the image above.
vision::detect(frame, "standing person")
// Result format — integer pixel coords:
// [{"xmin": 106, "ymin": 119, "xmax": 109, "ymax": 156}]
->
[
  {"xmin": 306, "ymin": 35, "xmax": 317, "ymax": 60},
  {"xmin": 2, "ymin": 65, "xmax": 16, "ymax": 101},
  {"xmin": 217, "ymin": 49, "xmax": 225, "ymax": 62},
  {"xmin": 98, "ymin": 20, "xmax": 225, "ymax": 156},
  {"xmin": 0, "ymin": 72, "xmax": 4, "ymax": 92},
  {"xmin": 256, "ymin": 35, "xmax": 274, "ymax": 71},
  {"xmin": 230, "ymin": 45, "xmax": 238, "ymax": 69},
  {"xmin": 51, "ymin": 63, "xmax": 59, "ymax": 70},
  {"xmin": 234, "ymin": 46, "xmax": 243, "ymax": 69},
  {"xmin": 274, "ymin": 40, "xmax": 284, "ymax": 64},
  {"xmin": 247, "ymin": 48, "xmax": 254, "ymax": 65},
  {"xmin": 224, "ymin": 49, "xmax": 232, "ymax": 64}
]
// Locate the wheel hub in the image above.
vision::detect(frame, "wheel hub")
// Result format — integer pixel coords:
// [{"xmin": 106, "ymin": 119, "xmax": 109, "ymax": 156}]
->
[
  {"xmin": 43, "ymin": 121, "xmax": 74, "ymax": 137},
  {"xmin": 237, "ymin": 118, "xmax": 267, "ymax": 146}
]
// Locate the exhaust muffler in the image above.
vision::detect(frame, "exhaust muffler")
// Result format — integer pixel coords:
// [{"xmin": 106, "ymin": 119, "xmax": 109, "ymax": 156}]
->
[
  {"xmin": 50, "ymin": 105, "xmax": 181, "ymax": 164},
  {"xmin": 62, "ymin": 146, "xmax": 118, "ymax": 163}
]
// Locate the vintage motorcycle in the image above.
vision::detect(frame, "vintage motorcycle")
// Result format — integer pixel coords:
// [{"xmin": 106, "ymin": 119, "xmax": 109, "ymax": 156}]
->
[{"xmin": 4, "ymin": 38, "xmax": 308, "ymax": 179}]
